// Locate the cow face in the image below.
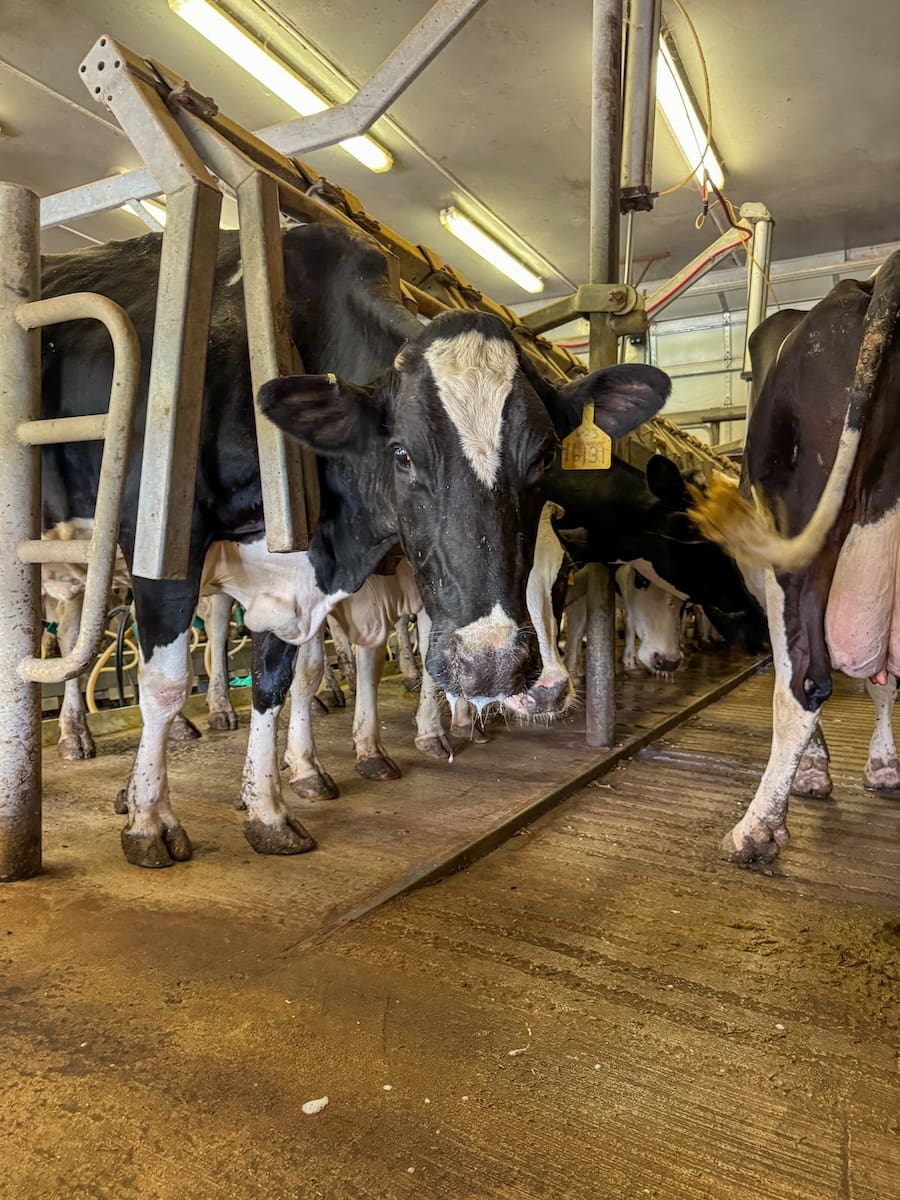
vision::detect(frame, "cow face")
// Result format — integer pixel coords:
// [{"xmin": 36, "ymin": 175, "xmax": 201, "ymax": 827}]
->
[
  {"xmin": 258, "ymin": 311, "xmax": 669, "ymax": 701},
  {"xmin": 642, "ymin": 455, "xmax": 769, "ymax": 652}
]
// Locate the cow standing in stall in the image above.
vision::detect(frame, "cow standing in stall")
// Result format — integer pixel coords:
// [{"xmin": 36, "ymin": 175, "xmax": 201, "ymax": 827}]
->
[
  {"xmin": 41, "ymin": 222, "xmax": 670, "ymax": 867},
  {"xmin": 692, "ymin": 251, "xmax": 900, "ymax": 862}
]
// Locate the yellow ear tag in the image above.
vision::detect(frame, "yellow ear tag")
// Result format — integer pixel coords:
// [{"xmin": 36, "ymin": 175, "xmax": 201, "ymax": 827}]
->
[{"xmin": 560, "ymin": 403, "xmax": 612, "ymax": 470}]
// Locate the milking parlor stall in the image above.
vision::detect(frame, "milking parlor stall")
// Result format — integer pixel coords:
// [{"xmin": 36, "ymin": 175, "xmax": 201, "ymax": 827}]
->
[{"xmin": 1, "ymin": 0, "xmax": 898, "ymax": 1195}]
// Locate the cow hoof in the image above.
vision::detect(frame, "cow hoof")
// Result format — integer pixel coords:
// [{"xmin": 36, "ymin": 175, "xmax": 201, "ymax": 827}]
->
[
  {"xmin": 415, "ymin": 733, "xmax": 454, "ymax": 760},
  {"xmin": 234, "ymin": 797, "xmax": 247, "ymax": 811},
  {"xmin": 402, "ymin": 673, "xmax": 422, "ymax": 693},
  {"xmin": 169, "ymin": 714, "xmax": 202, "ymax": 742},
  {"xmin": 289, "ymin": 770, "xmax": 340, "ymax": 801},
  {"xmin": 208, "ymin": 709, "xmax": 239, "ymax": 732},
  {"xmin": 721, "ymin": 819, "xmax": 789, "ymax": 865},
  {"xmin": 114, "ymin": 789, "xmax": 129, "ymax": 815},
  {"xmin": 791, "ymin": 762, "xmax": 833, "ymax": 798},
  {"xmin": 58, "ymin": 732, "xmax": 96, "ymax": 762},
  {"xmin": 864, "ymin": 758, "xmax": 900, "ymax": 790},
  {"xmin": 355, "ymin": 754, "xmax": 402, "ymax": 781},
  {"xmin": 120, "ymin": 823, "xmax": 193, "ymax": 868},
  {"xmin": 243, "ymin": 814, "xmax": 316, "ymax": 855},
  {"xmin": 326, "ymin": 686, "xmax": 346, "ymax": 709},
  {"xmin": 312, "ymin": 696, "xmax": 329, "ymax": 716}
]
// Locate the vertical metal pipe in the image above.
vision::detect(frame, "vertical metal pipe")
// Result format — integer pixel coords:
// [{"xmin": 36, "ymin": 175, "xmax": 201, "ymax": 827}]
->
[
  {"xmin": 620, "ymin": 0, "xmax": 661, "ymax": 209},
  {"xmin": 741, "ymin": 215, "xmax": 774, "ymax": 380},
  {"xmin": 585, "ymin": 561, "xmax": 616, "ymax": 749},
  {"xmin": 0, "ymin": 183, "xmax": 42, "ymax": 881},
  {"xmin": 585, "ymin": 0, "xmax": 624, "ymax": 750},
  {"xmin": 589, "ymin": 0, "xmax": 624, "ymax": 364},
  {"xmin": 622, "ymin": 210, "xmax": 635, "ymax": 287}
]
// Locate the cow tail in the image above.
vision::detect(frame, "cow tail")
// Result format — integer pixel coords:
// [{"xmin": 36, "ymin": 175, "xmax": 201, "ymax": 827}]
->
[{"xmin": 689, "ymin": 248, "xmax": 900, "ymax": 572}]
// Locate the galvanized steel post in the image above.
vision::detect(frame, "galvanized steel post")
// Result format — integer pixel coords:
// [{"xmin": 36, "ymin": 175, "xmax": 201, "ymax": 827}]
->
[
  {"xmin": 585, "ymin": 0, "xmax": 624, "ymax": 749},
  {"xmin": 741, "ymin": 204, "xmax": 775, "ymax": 382},
  {"xmin": 0, "ymin": 184, "xmax": 42, "ymax": 881}
]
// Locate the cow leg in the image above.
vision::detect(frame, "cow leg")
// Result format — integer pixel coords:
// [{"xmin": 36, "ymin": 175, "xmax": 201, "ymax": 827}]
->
[
  {"xmin": 327, "ymin": 615, "xmax": 356, "ymax": 694},
  {"xmin": 56, "ymin": 593, "xmax": 96, "ymax": 761},
  {"xmin": 413, "ymin": 612, "xmax": 454, "ymax": 759},
  {"xmin": 864, "ymin": 676, "xmax": 900, "ymax": 789},
  {"xmin": 450, "ymin": 697, "xmax": 490, "ymax": 744},
  {"xmin": 791, "ymin": 724, "xmax": 833, "ymax": 797},
  {"xmin": 117, "ymin": 577, "xmax": 199, "ymax": 867},
  {"xmin": 283, "ymin": 633, "xmax": 339, "ymax": 800},
  {"xmin": 394, "ymin": 617, "xmax": 421, "ymax": 691},
  {"xmin": 320, "ymin": 653, "xmax": 346, "ymax": 709},
  {"xmin": 353, "ymin": 643, "xmax": 401, "ymax": 780},
  {"xmin": 204, "ymin": 592, "xmax": 239, "ymax": 731},
  {"xmin": 723, "ymin": 572, "xmax": 822, "ymax": 864},
  {"xmin": 622, "ymin": 600, "xmax": 638, "ymax": 672},
  {"xmin": 563, "ymin": 594, "xmax": 586, "ymax": 684},
  {"xmin": 240, "ymin": 632, "xmax": 316, "ymax": 854}
]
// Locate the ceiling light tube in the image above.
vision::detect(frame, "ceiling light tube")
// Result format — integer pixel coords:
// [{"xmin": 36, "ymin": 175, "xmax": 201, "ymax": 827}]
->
[
  {"xmin": 168, "ymin": 0, "xmax": 392, "ymax": 173},
  {"xmin": 656, "ymin": 39, "xmax": 724, "ymax": 189},
  {"xmin": 439, "ymin": 207, "xmax": 543, "ymax": 294}
]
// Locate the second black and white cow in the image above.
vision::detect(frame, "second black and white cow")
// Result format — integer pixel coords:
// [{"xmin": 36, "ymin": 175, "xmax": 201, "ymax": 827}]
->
[
  {"xmin": 548, "ymin": 454, "xmax": 768, "ymax": 651},
  {"xmin": 42, "ymin": 222, "xmax": 670, "ymax": 867},
  {"xmin": 691, "ymin": 250, "xmax": 900, "ymax": 862}
]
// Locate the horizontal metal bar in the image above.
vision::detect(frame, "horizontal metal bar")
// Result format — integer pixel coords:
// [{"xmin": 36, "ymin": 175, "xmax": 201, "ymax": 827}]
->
[
  {"xmin": 19, "ymin": 540, "xmax": 91, "ymax": 564},
  {"xmin": 666, "ymin": 405, "xmax": 747, "ymax": 426},
  {"xmin": 17, "ymin": 290, "xmax": 136, "ymax": 342},
  {"xmin": 520, "ymin": 293, "xmax": 579, "ymax": 335},
  {"xmin": 713, "ymin": 438, "xmax": 745, "ymax": 455},
  {"xmin": 17, "ymin": 414, "xmax": 107, "ymax": 445}
]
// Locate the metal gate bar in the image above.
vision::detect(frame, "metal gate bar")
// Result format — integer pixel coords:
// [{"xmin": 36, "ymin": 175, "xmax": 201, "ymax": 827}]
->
[{"xmin": 0, "ymin": 183, "xmax": 140, "ymax": 881}]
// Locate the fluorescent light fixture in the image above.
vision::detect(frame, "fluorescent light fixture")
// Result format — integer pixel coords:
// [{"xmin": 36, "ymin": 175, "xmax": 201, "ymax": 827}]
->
[
  {"xmin": 656, "ymin": 39, "xmax": 724, "ymax": 189},
  {"xmin": 168, "ymin": 0, "xmax": 392, "ymax": 173},
  {"xmin": 439, "ymin": 207, "xmax": 543, "ymax": 295}
]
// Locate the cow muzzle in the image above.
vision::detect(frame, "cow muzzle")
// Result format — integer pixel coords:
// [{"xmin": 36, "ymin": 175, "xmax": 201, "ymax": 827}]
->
[
  {"xmin": 503, "ymin": 667, "xmax": 574, "ymax": 720},
  {"xmin": 426, "ymin": 607, "xmax": 538, "ymax": 700}
]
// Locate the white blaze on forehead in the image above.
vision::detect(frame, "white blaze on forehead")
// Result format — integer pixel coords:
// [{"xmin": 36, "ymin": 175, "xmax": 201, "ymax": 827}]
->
[{"xmin": 423, "ymin": 331, "xmax": 517, "ymax": 487}]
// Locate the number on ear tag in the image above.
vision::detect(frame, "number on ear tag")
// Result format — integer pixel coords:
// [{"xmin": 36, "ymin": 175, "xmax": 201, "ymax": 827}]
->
[{"xmin": 560, "ymin": 405, "xmax": 611, "ymax": 471}]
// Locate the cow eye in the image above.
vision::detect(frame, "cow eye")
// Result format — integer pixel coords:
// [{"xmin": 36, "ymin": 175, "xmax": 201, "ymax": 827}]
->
[
  {"xmin": 634, "ymin": 571, "xmax": 650, "ymax": 589},
  {"xmin": 393, "ymin": 445, "xmax": 412, "ymax": 471},
  {"xmin": 528, "ymin": 444, "xmax": 557, "ymax": 481}
]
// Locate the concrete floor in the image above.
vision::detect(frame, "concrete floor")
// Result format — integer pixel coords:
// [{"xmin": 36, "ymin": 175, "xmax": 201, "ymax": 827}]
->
[{"xmin": 1, "ymin": 663, "xmax": 897, "ymax": 1199}]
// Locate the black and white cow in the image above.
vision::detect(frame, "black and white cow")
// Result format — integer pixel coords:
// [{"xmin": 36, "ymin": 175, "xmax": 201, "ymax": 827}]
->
[
  {"xmin": 691, "ymin": 251, "xmax": 900, "ymax": 862},
  {"xmin": 41, "ymin": 222, "xmax": 670, "ymax": 867},
  {"xmin": 549, "ymin": 453, "xmax": 768, "ymax": 651}
]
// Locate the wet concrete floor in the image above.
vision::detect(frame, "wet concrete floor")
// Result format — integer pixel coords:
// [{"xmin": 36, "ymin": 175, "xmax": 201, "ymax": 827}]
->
[{"xmin": 1, "ymin": 661, "xmax": 897, "ymax": 1198}]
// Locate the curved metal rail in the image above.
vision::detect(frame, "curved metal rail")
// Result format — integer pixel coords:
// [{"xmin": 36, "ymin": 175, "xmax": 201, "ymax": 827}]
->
[{"xmin": 15, "ymin": 291, "xmax": 140, "ymax": 684}]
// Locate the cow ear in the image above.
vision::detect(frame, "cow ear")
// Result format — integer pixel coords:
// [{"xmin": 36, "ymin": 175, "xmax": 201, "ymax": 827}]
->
[
  {"xmin": 555, "ymin": 364, "xmax": 670, "ymax": 439},
  {"xmin": 646, "ymin": 454, "xmax": 689, "ymax": 508},
  {"xmin": 257, "ymin": 373, "xmax": 386, "ymax": 456}
]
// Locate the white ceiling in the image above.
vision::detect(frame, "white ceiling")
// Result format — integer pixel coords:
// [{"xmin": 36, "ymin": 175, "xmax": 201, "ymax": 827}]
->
[{"xmin": 2, "ymin": 0, "xmax": 899, "ymax": 305}]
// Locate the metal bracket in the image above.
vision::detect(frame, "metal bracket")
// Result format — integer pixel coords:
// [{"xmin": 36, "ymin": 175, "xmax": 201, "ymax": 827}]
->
[{"xmin": 81, "ymin": 37, "xmax": 222, "ymax": 581}]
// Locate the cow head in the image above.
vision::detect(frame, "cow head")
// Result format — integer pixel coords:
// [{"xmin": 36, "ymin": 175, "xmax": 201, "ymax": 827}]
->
[
  {"xmin": 619, "ymin": 565, "xmax": 684, "ymax": 675},
  {"xmin": 641, "ymin": 455, "xmax": 769, "ymax": 652},
  {"xmin": 258, "ymin": 311, "xmax": 669, "ymax": 702}
]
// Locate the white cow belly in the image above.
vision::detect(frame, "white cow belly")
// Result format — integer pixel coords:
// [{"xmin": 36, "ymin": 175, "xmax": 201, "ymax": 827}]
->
[
  {"xmin": 201, "ymin": 538, "xmax": 347, "ymax": 646},
  {"xmin": 825, "ymin": 506, "xmax": 900, "ymax": 678},
  {"xmin": 330, "ymin": 560, "xmax": 422, "ymax": 647}
]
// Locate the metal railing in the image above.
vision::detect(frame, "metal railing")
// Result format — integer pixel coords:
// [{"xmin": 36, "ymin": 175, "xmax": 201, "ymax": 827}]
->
[{"xmin": 0, "ymin": 183, "xmax": 140, "ymax": 880}]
